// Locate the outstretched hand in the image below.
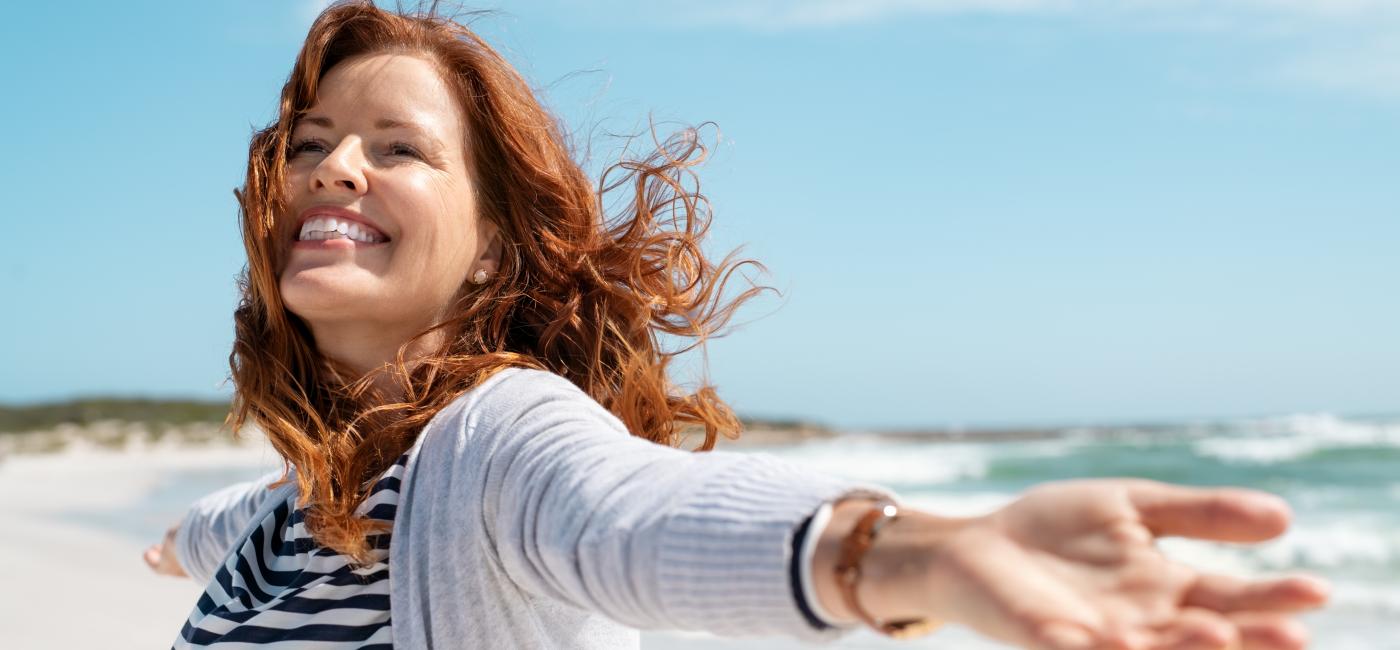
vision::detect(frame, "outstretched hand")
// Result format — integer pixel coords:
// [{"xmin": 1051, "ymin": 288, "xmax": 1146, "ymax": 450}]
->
[
  {"xmin": 143, "ymin": 521, "xmax": 189, "ymax": 578},
  {"xmin": 916, "ymin": 479, "xmax": 1328, "ymax": 649}
]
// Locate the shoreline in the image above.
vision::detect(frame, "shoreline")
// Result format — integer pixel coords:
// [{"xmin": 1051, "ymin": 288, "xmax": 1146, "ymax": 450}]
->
[
  {"xmin": 0, "ymin": 426, "xmax": 1385, "ymax": 649},
  {"xmin": 0, "ymin": 431, "xmax": 1013, "ymax": 649},
  {"xmin": 0, "ymin": 418, "xmax": 1212, "ymax": 460},
  {"xmin": 7, "ymin": 406, "xmax": 1398, "ymax": 459}
]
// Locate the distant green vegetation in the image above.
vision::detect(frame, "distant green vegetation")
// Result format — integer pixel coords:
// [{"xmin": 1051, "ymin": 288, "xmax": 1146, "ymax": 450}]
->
[
  {"xmin": 0, "ymin": 398, "xmax": 232, "ymax": 434},
  {"xmin": 0, "ymin": 398, "xmax": 819, "ymax": 436}
]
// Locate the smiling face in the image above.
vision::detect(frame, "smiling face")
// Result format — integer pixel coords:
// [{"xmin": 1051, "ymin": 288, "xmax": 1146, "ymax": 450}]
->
[{"xmin": 280, "ymin": 52, "xmax": 498, "ymax": 341}]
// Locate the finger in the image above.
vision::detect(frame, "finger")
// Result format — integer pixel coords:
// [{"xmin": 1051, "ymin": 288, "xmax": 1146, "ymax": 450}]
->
[
  {"xmin": 1183, "ymin": 574, "xmax": 1331, "ymax": 614},
  {"xmin": 144, "ymin": 545, "xmax": 161, "ymax": 569},
  {"xmin": 1149, "ymin": 607, "xmax": 1241, "ymax": 650},
  {"xmin": 1127, "ymin": 482, "xmax": 1291, "ymax": 542},
  {"xmin": 1228, "ymin": 611, "xmax": 1309, "ymax": 650}
]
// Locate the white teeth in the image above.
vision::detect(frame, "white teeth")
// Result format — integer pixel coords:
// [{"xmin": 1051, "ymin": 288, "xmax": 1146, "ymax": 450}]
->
[{"xmin": 296, "ymin": 215, "xmax": 386, "ymax": 243}]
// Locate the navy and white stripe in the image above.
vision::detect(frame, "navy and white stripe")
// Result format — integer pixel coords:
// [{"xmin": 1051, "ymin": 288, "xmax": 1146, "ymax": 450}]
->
[{"xmin": 173, "ymin": 452, "xmax": 410, "ymax": 649}]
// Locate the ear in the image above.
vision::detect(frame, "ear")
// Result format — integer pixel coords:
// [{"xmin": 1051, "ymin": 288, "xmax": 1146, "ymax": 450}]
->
[{"xmin": 476, "ymin": 218, "xmax": 503, "ymax": 275}]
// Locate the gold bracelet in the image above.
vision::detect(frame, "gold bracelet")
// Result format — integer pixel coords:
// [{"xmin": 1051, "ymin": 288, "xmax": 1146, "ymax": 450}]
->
[{"xmin": 833, "ymin": 500, "xmax": 941, "ymax": 639}]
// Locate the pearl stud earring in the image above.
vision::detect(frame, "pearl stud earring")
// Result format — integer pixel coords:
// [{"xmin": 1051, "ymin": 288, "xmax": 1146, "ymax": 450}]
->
[{"xmin": 472, "ymin": 269, "xmax": 490, "ymax": 284}]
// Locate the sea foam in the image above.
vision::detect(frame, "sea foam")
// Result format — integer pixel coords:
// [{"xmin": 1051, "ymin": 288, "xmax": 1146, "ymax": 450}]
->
[
  {"xmin": 775, "ymin": 437, "xmax": 991, "ymax": 486},
  {"xmin": 1190, "ymin": 412, "xmax": 1400, "ymax": 464}
]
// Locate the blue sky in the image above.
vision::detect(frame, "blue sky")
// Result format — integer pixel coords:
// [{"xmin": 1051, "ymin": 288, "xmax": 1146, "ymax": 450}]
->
[{"xmin": 2, "ymin": 0, "xmax": 1396, "ymax": 429}]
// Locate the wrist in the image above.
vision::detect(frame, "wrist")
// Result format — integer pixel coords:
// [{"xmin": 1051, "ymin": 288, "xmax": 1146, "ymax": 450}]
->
[{"xmin": 811, "ymin": 498, "xmax": 976, "ymax": 627}]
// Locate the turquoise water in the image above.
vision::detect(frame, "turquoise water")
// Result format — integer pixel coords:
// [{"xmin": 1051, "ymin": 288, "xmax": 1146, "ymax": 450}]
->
[
  {"xmin": 76, "ymin": 411, "xmax": 1399, "ymax": 647},
  {"xmin": 760, "ymin": 412, "xmax": 1400, "ymax": 647}
]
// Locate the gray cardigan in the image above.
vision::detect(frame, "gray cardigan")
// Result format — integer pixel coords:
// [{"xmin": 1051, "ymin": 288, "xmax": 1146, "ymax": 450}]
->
[{"xmin": 174, "ymin": 367, "xmax": 889, "ymax": 648}]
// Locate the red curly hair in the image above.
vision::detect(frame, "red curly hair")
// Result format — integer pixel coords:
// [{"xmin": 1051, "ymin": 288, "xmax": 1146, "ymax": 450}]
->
[{"xmin": 227, "ymin": 0, "xmax": 770, "ymax": 564}]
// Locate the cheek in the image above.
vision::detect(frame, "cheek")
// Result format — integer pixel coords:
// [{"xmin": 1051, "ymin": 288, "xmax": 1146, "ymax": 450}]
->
[
  {"xmin": 422, "ymin": 222, "xmax": 478, "ymax": 286},
  {"xmin": 386, "ymin": 225, "xmax": 475, "ymax": 304},
  {"xmin": 416, "ymin": 178, "xmax": 480, "ymax": 275},
  {"xmin": 283, "ymin": 166, "xmax": 310, "ymax": 196}
]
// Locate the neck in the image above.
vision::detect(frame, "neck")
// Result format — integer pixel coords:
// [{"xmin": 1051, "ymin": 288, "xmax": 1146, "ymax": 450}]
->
[{"xmin": 307, "ymin": 319, "xmax": 445, "ymax": 402}]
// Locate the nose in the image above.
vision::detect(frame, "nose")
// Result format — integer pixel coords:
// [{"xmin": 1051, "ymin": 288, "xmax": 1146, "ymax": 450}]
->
[{"xmin": 308, "ymin": 137, "xmax": 368, "ymax": 195}]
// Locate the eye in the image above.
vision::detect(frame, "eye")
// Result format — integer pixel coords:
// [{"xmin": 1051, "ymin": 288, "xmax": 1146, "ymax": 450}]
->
[
  {"xmin": 389, "ymin": 142, "xmax": 424, "ymax": 159},
  {"xmin": 288, "ymin": 137, "xmax": 326, "ymax": 156},
  {"xmin": 285, "ymin": 137, "xmax": 423, "ymax": 161}
]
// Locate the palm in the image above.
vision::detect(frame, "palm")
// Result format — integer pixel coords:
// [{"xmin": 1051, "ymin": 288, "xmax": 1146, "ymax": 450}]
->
[{"xmin": 928, "ymin": 480, "xmax": 1327, "ymax": 650}]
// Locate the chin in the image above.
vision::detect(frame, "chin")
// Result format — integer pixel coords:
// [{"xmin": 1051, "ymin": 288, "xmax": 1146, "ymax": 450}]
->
[{"xmin": 279, "ymin": 278, "xmax": 376, "ymax": 324}]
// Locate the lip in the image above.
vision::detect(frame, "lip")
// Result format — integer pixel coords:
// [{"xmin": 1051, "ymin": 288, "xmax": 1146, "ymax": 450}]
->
[{"xmin": 293, "ymin": 205, "xmax": 392, "ymax": 244}]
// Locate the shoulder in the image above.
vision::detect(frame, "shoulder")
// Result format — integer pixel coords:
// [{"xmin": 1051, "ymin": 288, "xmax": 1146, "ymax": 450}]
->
[
  {"xmin": 401, "ymin": 366, "xmax": 636, "ymax": 513},
  {"xmin": 479, "ymin": 365, "xmax": 593, "ymax": 401},
  {"xmin": 419, "ymin": 366, "xmax": 626, "ymax": 451},
  {"xmin": 451, "ymin": 365, "xmax": 609, "ymax": 418}
]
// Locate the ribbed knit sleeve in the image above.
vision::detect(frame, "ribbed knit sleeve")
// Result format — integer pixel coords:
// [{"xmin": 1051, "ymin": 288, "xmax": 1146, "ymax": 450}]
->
[{"xmin": 454, "ymin": 368, "xmax": 895, "ymax": 641}]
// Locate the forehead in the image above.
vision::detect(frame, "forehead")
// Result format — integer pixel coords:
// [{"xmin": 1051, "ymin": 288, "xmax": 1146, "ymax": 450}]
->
[{"xmin": 296, "ymin": 53, "xmax": 463, "ymax": 138}]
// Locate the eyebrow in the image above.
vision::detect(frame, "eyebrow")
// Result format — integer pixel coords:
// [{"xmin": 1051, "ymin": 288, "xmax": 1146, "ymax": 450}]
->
[{"xmin": 295, "ymin": 115, "xmax": 432, "ymax": 134}]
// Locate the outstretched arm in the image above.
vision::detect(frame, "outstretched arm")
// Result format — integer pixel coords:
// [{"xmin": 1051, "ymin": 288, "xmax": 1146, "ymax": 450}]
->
[
  {"xmin": 431, "ymin": 368, "xmax": 893, "ymax": 640},
  {"xmin": 811, "ymin": 480, "xmax": 1330, "ymax": 650},
  {"xmin": 145, "ymin": 468, "xmax": 290, "ymax": 584}
]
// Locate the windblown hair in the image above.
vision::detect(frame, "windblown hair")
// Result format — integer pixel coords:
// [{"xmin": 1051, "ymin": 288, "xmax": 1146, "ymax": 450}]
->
[{"xmin": 228, "ymin": 0, "xmax": 769, "ymax": 564}]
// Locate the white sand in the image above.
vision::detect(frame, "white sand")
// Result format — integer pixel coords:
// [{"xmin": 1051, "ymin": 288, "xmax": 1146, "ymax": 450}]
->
[
  {"xmin": 21, "ymin": 437, "xmax": 1352, "ymax": 650},
  {"xmin": 0, "ymin": 437, "xmax": 1002, "ymax": 649},
  {"xmin": 0, "ymin": 439, "xmax": 281, "ymax": 648}
]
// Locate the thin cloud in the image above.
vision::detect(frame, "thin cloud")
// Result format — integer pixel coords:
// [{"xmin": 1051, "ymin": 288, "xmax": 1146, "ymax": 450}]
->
[
  {"xmin": 651, "ymin": 0, "xmax": 1400, "ymax": 101},
  {"xmin": 670, "ymin": 0, "xmax": 1400, "ymax": 28},
  {"xmin": 1279, "ymin": 38, "xmax": 1400, "ymax": 99},
  {"xmin": 692, "ymin": 0, "xmax": 1066, "ymax": 28}
]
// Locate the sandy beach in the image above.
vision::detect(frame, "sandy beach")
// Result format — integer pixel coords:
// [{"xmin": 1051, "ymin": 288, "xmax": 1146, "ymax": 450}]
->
[
  {"xmin": 0, "ymin": 439, "xmax": 265, "ymax": 648},
  {"xmin": 0, "ymin": 434, "xmax": 988, "ymax": 649},
  {"xmin": 1, "ymin": 423, "xmax": 1382, "ymax": 649}
]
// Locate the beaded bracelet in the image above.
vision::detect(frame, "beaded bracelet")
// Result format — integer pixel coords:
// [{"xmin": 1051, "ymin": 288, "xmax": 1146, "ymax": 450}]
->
[{"xmin": 833, "ymin": 501, "xmax": 941, "ymax": 639}]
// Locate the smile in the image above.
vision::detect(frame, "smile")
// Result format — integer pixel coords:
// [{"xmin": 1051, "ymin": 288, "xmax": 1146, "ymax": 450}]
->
[{"xmin": 298, "ymin": 217, "xmax": 388, "ymax": 243}]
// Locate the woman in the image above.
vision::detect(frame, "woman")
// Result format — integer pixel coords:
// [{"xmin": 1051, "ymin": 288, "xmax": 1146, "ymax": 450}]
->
[{"xmin": 144, "ymin": 2, "xmax": 1330, "ymax": 648}]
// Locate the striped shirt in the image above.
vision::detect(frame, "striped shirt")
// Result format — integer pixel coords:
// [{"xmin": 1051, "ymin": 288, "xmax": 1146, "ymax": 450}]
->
[{"xmin": 172, "ymin": 452, "xmax": 410, "ymax": 649}]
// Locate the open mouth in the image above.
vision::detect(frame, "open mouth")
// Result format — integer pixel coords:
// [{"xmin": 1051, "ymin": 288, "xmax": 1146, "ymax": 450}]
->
[{"xmin": 295, "ymin": 216, "xmax": 390, "ymax": 244}]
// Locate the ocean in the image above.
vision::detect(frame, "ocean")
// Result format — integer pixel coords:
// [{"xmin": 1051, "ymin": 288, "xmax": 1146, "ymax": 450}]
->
[
  {"xmin": 751, "ymin": 411, "xmax": 1400, "ymax": 648},
  {"xmin": 64, "ymin": 411, "xmax": 1399, "ymax": 648}
]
